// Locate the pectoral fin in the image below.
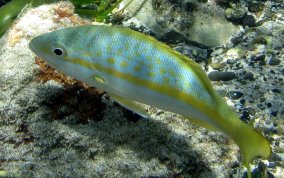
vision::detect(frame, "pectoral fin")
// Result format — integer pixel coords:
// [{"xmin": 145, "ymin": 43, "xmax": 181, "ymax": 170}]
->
[{"xmin": 109, "ymin": 93, "xmax": 150, "ymax": 119}]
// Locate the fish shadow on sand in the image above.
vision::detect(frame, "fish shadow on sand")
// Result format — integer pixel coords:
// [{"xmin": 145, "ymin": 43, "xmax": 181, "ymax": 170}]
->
[{"xmin": 30, "ymin": 83, "xmax": 229, "ymax": 177}]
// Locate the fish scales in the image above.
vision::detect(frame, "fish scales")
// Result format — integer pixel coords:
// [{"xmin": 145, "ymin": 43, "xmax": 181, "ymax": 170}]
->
[
  {"xmin": 79, "ymin": 26, "xmax": 211, "ymax": 104},
  {"xmin": 46, "ymin": 25, "xmax": 214, "ymax": 120},
  {"xmin": 29, "ymin": 25, "xmax": 271, "ymax": 176}
]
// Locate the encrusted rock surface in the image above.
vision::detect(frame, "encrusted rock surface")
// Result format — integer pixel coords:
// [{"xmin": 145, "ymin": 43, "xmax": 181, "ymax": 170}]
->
[{"xmin": 122, "ymin": 0, "xmax": 238, "ymax": 47}]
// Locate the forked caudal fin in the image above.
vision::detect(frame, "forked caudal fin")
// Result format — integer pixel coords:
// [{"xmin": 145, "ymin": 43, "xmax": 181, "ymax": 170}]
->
[
  {"xmin": 215, "ymin": 97, "xmax": 271, "ymax": 177},
  {"xmin": 232, "ymin": 120, "xmax": 271, "ymax": 178}
]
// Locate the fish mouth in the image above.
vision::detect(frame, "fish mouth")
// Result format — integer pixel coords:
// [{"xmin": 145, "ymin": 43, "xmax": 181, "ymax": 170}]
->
[
  {"xmin": 29, "ymin": 39, "xmax": 56, "ymax": 68},
  {"xmin": 28, "ymin": 39, "xmax": 36, "ymax": 53},
  {"xmin": 29, "ymin": 36, "xmax": 46, "ymax": 55}
]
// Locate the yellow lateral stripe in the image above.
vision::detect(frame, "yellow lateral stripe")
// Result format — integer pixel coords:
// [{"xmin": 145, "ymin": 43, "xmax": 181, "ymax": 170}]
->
[
  {"xmin": 116, "ymin": 27, "xmax": 217, "ymax": 98},
  {"xmin": 63, "ymin": 57, "xmax": 221, "ymax": 126}
]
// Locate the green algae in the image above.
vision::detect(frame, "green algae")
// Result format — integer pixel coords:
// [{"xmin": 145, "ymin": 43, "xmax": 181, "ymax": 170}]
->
[
  {"xmin": 0, "ymin": 0, "xmax": 32, "ymax": 37},
  {"xmin": 0, "ymin": 0, "xmax": 127, "ymax": 37},
  {"xmin": 71, "ymin": 0, "xmax": 125, "ymax": 22},
  {"xmin": 0, "ymin": 0, "xmax": 57, "ymax": 36}
]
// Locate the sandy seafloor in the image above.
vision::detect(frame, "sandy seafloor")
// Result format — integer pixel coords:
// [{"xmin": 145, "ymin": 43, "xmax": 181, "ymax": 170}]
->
[{"xmin": 0, "ymin": 1, "xmax": 283, "ymax": 177}]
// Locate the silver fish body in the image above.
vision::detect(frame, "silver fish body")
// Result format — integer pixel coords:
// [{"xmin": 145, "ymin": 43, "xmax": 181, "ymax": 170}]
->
[{"xmin": 29, "ymin": 25, "xmax": 271, "ymax": 171}]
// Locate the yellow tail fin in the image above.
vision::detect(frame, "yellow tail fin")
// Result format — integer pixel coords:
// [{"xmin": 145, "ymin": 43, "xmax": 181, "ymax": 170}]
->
[{"xmin": 215, "ymin": 97, "xmax": 271, "ymax": 177}]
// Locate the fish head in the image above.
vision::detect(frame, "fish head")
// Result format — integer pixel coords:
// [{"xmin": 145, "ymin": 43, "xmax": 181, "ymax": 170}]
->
[{"xmin": 29, "ymin": 27, "xmax": 94, "ymax": 81}]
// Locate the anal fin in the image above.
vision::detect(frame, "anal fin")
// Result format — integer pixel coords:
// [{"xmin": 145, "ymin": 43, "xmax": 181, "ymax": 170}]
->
[{"xmin": 109, "ymin": 93, "xmax": 150, "ymax": 119}]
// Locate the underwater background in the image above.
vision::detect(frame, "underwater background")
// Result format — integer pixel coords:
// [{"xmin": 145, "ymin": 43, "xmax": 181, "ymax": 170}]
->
[{"xmin": 0, "ymin": 0, "xmax": 283, "ymax": 177}]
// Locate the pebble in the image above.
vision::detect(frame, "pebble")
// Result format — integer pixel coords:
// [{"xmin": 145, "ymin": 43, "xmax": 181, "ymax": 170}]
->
[
  {"xmin": 257, "ymin": 103, "xmax": 265, "ymax": 110},
  {"xmin": 242, "ymin": 15, "xmax": 257, "ymax": 27},
  {"xmin": 262, "ymin": 119, "xmax": 275, "ymax": 133},
  {"xmin": 227, "ymin": 59, "xmax": 237, "ymax": 64},
  {"xmin": 266, "ymin": 102, "xmax": 272, "ymax": 108},
  {"xmin": 240, "ymin": 110, "xmax": 250, "ymax": 122},
  {"xmin": 243, "ymin": 72, "xmax": 254, "ymax": 81},
  {"xmin": 251, "ymin": 54, "xmax": 266, "ymax": 65},
  {"xmin": 210, "ymin": 48, "xmax": 224, "ymax": 57},
  {"xmin": 268, "ymin": 162, "xmax": 276, "ymax": 168},
  {"xmin": 208, "ymin": 71, "xmax": 237, "ymax": 81},
  {"xmin": 278, "ymin": 153, "xmax": 284, "ymax": 161},
  {"xmin": 270, "ymin": 111, "xmax": 278, "ymax": 117},
  {"xmin": 246, "ymin": 107, "xmax": 256, "ymax": 116},
  {"xmin": 226, "ymin": 48, "xmax": 241, "ymax": 59},
  {"xmin": 225, "ymin": 7, "xmax": 246, "ymax": 21},
  {"xmin": 272, "ymin": 89, "xmax": 281, "ymax": 94},
  {"xmin": 269, "ymin": 56, "xmax": 281, "ymax": 65},
  {"xmin": 210, "ymin": 62, "xmax": 224, "ymax": 70},
  {"xmin": 255, "ymin": 55, "xmax": 266, "ymax": 62},
  {"xmin": 226, "ymin": 91, "xmax": 244, "ymax": 99},
  {"xmin": 239, "ymin": 99, "xmax": 246, "ymax": 105}
]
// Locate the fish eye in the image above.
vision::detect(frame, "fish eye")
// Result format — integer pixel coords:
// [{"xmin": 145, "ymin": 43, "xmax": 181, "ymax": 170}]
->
[{"xmin": 53, "ymin": 48, "xmax": 64, "ymax": 56}]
